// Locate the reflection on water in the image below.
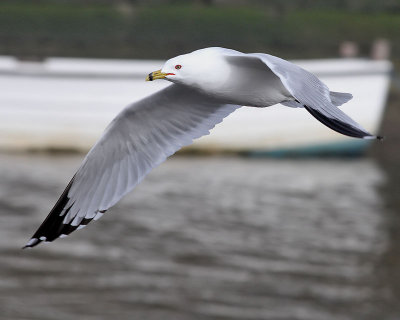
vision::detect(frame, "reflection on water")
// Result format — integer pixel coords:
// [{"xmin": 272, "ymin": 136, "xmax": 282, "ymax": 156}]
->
[{"xmin": 0, "ymin": 153, "xmax": 398, "ymax": 320}]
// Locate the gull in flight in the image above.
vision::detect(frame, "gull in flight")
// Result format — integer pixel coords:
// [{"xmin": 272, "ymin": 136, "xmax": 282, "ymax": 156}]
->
[{"xmin": 24, "ymin": 47, "xmax": 382, "ymax": 248}]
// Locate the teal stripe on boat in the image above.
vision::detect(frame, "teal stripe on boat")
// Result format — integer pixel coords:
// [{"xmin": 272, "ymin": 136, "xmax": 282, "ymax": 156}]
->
[{"xmin": 247, "ymin": 139, "xmax": 371, "ymax": 158}]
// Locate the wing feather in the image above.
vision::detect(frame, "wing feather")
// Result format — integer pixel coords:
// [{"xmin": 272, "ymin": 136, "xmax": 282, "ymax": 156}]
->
[
  {"xmin": 24, "ymin": 84, "xmax": 239, "ymax": 248},
  {"xmin": 249, "ymin": 53, "xmax": 378, "ymax": 139}
]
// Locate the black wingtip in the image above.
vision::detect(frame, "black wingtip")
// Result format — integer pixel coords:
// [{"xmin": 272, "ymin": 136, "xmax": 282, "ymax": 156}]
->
[
  {"xmin": 377, "ymin": 135, "xmax": 385, "ymax": 141},
  {"xmin": 23, "ymin": 174, "xmax": 107, "ymax": 249},
  {"xmin": 24, "ymin": 177, "xmax": 75, "ymax": 249},
  {"xmin": 304, "ymin": 105, "xmax": 374, "ymax": 139}
]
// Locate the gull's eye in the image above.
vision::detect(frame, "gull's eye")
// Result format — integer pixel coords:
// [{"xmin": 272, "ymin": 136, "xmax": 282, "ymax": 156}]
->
[{"xmin": 175, "ymin": 64, "xmax": 182, "ymax": 70}]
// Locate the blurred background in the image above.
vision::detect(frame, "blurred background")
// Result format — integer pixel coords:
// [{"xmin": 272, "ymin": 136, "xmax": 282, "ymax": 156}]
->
[{"xmin": 1, "ymin": 1, "xmax": 400, "ymax": 319}]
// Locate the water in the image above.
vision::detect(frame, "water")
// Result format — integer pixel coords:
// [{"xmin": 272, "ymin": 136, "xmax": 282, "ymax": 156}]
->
[{"xmin": 0, "ymin": 153, "xmax": 399, "ymax": 320}]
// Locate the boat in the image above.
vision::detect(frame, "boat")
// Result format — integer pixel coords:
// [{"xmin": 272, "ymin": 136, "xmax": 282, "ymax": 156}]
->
[{"xmin": 0, "ymin": 56, "xmax": 392, "ymax": 155}]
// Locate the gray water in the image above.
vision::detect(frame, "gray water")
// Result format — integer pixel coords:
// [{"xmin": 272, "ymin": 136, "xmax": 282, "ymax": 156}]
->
[{"xmin": 0, "ymin": 153, "xmax": 399, "ymax": 320}]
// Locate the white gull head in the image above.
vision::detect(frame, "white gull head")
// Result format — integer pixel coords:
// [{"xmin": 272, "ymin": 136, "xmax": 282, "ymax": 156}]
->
[{"xmin": 154, "ymin": 48, "xmax": 236, "ymax": 95}]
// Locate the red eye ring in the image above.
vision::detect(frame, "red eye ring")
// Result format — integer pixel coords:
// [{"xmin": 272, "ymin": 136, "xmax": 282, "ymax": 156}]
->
[{"xmin": 175, "ymin": 64, "xmax": 182, "ymax": 70}]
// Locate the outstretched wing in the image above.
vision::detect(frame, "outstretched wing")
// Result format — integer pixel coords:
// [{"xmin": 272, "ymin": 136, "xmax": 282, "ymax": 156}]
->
[
  {"xmin": 251, "ymin": 53, "xmax": 380, "ymax": 139},
  {"xmin": 225, "ymin": 50, "xmax": 379, "ymax": 139},
  {"xmin": 24, "ymin": 84, "xmax": 239, "ymax": 248}
]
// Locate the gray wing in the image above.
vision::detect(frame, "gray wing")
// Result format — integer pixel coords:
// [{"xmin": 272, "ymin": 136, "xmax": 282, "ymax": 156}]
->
[
  {"xmin": 24, "ymin": 84, "xmax": 239, "ymax": 248},
  {"xmin": 225, "ymin": 50, "xmax": 379, "ymax": 139},
  {"xmin": 250, "ymin": 53, "xmax": 380, "ymax": 139}
]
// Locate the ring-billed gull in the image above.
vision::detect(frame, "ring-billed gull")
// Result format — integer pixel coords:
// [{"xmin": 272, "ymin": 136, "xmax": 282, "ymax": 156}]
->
[{"xmin": 24, "ymin": 47, "xmax": 382, "ymax": 248}]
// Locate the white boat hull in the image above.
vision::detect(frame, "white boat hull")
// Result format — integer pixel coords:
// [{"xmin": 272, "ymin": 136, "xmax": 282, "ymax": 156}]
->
[{"xmin": 0, "ymin": 56, "xmax": 392, "ymax": 154}]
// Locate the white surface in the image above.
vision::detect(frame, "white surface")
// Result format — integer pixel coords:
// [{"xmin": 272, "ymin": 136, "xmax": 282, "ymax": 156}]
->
[{"xmin": 0, "ymin": 56, "xmax": 392, "ymax": 151}]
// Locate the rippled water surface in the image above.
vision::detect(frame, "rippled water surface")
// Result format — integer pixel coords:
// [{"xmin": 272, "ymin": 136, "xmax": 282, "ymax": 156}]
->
[{"xmin": 0, "ymin": 153, "xmax": 399, "ymax": 320}]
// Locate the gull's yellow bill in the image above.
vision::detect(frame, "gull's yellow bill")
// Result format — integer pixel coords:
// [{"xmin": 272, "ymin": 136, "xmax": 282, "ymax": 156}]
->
[{"xmin": 146, "ymin": 69, "xmax": 174, "ymax": 81}]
